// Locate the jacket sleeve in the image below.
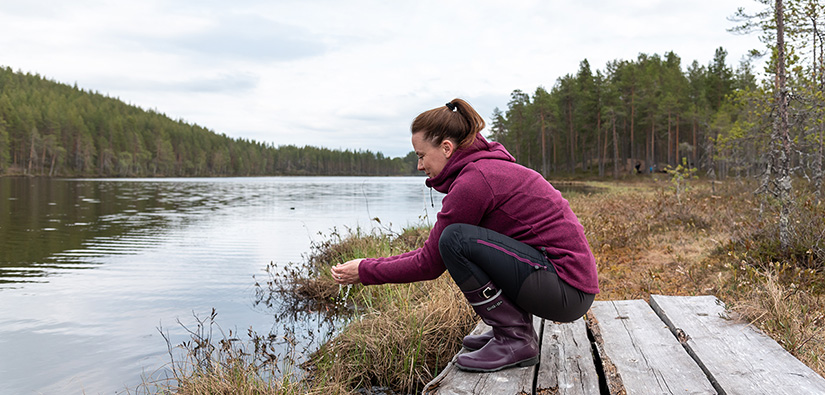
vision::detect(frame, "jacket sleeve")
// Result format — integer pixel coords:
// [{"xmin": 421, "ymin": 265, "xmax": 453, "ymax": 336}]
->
[{"xmin": 358, "ymin": 167, "xmax": 494, "ymax": 285}]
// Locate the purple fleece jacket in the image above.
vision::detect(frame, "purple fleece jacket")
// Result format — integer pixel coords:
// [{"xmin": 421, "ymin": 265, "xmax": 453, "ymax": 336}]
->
[{"xmin": 358, "ymin": 135, "xmax": 600, "ymax": 295}]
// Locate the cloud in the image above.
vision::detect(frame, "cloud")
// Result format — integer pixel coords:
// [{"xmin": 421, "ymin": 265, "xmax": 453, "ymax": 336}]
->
[
  {"xmin": 176, "ymin": 72, "xmax": 260, "ymax": 93},
  {"xmin": 80, "ymin": 72, "xmax": 260, "ymax": 96},
  {"xmin": 140, "ymin": 14, "xmax": 330, "ymax": 62},
  {"xmin": 0, "ymin": 0, "xmax": 77, "ymax": 17}
]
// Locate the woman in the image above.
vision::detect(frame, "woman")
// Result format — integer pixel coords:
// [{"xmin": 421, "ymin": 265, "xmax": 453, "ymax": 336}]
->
[{"xmin": 331, "ymin": 99, "xmax": 598, "ymax": 373}]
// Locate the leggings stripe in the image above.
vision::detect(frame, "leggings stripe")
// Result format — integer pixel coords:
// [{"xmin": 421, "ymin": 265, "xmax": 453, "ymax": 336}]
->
[{"xmin": 475, "ymin": 239, "xmax": 546, "ymax": 270}]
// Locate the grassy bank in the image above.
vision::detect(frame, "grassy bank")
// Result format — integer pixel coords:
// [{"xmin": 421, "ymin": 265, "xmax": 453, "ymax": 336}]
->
[{"xmin": 148, "ymin": 177, "xmax": 825, "ymax": 394}]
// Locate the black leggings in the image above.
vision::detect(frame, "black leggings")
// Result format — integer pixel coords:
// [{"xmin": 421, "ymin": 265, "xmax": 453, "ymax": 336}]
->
[{"xmin": 438, "ymin": 223, "xmax": 594, "ymax": 322}]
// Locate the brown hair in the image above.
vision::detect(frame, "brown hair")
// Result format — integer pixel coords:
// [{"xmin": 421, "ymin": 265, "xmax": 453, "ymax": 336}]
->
[{"xmin": 411, "ymin": 98, "xmax": 485, "ymax": 148}]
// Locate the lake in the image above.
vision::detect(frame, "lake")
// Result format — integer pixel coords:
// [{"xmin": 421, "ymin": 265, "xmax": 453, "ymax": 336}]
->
[{"xmin": 0, "ymin": 176, "xmax": 445, "ymax": 394}]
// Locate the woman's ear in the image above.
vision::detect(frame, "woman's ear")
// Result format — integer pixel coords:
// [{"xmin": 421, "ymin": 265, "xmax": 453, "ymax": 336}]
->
[{"xmin": 441, "ymin": 139, "xmax": 456, "ymax": 159}]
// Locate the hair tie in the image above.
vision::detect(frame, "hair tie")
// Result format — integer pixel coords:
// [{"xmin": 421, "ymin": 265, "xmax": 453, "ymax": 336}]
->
[{"xmin": 445, "ymin": 102, "xmax": 457, "ymax": 111}]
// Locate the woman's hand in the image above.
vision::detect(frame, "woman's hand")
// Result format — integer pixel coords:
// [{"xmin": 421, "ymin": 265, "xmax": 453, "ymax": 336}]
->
[{"xmin": 331, "ymin": 259, "xmax": 363, "ymax": 285}]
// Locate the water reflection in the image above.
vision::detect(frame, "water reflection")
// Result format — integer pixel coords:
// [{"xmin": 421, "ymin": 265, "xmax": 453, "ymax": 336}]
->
[
  {"xmin": 1, "ymin": 178, "xmax": 222, "ymax": 285},
  {"xmin": 0, "ymin": 177, "xmax": 443, "ymax": 394}
]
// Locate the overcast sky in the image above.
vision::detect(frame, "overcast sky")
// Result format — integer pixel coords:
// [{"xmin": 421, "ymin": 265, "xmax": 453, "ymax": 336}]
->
[{"xmin": 1, "ymin": 0, "xmax": 766, "ymax": 158}]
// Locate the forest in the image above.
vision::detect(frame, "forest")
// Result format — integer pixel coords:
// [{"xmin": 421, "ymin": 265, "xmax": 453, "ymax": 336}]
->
[
  {"xmin": 0, "ymin": 67, "xmax": 418, "ymax": 177},
  {"xmin": 490, "ymin": 1, "xmax": 824, "ymax": 190}
]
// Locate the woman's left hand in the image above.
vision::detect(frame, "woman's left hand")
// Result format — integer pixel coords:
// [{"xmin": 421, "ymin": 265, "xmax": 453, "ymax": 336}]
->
[{"xmin": 331, "ymin": 259, "xmax": 363, "ymax": 285}]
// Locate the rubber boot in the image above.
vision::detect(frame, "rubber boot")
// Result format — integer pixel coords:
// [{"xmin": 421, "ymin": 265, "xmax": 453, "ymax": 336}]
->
[
  {"xmin": 462, "ymin": 329, "xmax": 493, "ymax": 351},
  {"xmin": 455, "ymin": 282, "xmax": 539, "ymax": 372}
]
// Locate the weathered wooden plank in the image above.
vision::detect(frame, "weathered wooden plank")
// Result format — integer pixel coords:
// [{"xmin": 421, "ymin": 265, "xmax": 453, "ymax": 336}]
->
[
  {"xmin": 535, "ymin": 317, "xmax": 600, "ymax": 395},
  {"xmin": 650, "ymin": 294, "xmax": 825, "ymax": 395},
  {"xmin": 423, "ymin": 316, "xmax": 599, "ymax": 395},
  {"xmin": 422, "ymin": 320, "xmax": 536, "ymax": 394},
  {"xmin": 589, "ymin": 300, "xmax": 716, "ymax": 394}
]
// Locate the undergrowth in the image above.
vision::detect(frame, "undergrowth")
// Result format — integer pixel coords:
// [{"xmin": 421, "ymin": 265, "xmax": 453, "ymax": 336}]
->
[
  {"xmin": 581, "ymin": 178, "xmax": 824, "ymax": 377},
  {"xmin": 719, "ymin": 187, "xmax": 825, "ymax": 376}
]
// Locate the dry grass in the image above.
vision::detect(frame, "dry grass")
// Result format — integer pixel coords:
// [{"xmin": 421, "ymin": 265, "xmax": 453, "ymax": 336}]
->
[
  {"xmin": 730, "ymin": 271, "xmax": 825, "ymax": 376},
  {"xmin": 571, "ymin": 177, "xmax": 825, "ymax": 378},
  {"xmin": 574, "ymin": 178, "xmax": 744, "ymax": 300},
  {"xmin": 309, "ymin": 275, "xmax": 475, "ymax": 392}
]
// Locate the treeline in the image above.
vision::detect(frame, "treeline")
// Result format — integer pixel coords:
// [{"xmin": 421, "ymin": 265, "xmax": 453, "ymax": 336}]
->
[
  {"xmin": 0, "ymin": 66, "xmax": 418, "ymax": 177},
  {"xmin": 492, "ymin": 0, "xmax": 823, "ymax": 189},
  {"xmin": 490, "ymin": 47, "xmax": 760, "ymax": 178}
]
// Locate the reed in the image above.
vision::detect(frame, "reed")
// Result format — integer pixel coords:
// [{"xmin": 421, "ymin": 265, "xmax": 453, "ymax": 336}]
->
[{"xmin": 136, "ymin": 309, "xmax": 323, "ymax": 395}]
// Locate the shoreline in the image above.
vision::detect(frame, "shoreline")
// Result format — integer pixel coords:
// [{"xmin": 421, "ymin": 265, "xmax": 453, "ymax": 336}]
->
[{"xmin": 155, "ymin": 178, "xmax": 824, "ymax": 393}]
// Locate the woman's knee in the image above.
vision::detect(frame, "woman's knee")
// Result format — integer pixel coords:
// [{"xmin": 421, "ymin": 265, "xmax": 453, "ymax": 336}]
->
[{"xmin": 438, "ymin": 223, "xmax": 469, "ymax": 256}]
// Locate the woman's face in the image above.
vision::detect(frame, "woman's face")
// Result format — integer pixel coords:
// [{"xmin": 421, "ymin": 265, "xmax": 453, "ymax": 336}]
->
[{"xmin": 411, "ymin": 132, "xmax": 454, "ymax": 178}]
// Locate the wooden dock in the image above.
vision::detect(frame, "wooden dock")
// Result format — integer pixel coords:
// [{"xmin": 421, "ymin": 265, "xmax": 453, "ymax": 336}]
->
[{"xmin": 423, "ymin": 294, "xmax": 825, "ymax": 395}]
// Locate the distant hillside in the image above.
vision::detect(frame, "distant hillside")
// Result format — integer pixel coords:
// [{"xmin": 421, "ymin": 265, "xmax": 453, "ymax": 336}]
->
[{"xmin": 0, "ymin": 66, "xmax": 417, "ymax": 177}]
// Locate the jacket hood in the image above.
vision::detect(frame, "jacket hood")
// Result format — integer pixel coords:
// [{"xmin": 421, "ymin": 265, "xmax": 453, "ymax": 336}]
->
[{"xmin": 425, "ymin": 134, "xmax": 515, "ymax": 193}]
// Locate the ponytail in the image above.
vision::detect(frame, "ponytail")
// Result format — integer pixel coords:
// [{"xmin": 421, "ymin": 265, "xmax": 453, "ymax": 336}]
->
[{"xmin": 411, "ymin": 98, "xmax": 485, "ymax": 148}]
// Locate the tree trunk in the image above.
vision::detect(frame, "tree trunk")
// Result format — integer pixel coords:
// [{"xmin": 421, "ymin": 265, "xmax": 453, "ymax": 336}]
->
[
  {"xmin": 817, "ymin": 121, "xmax": 823, "ymax": 201},
  {"xmin": 667, "ymin": 111, "xmax": 673, "ymax": 166},
  {"xmin": 613, "ymin": 112, "xmax": 620, "ymax": 179},
  {"xmin": 576, "ymin": 126, "xmax": 581, "ymax": 172},
  {"xmin": 692, "ymin": 117, "xmax": 698, "ymax": 168},
  {"xmin": 603, "ymin": 110, "xmax": 610, "ymax": 177},
  {"xmin": 49, "ymin": 154, "xmax": 56, "ymax": 176},
  {"xmin": 630, "ymin": 87, "xmax": 636, "ymax": 162},
  {"xmin": 649, "ymin": 116, "xmax": 656, "ymax": 172},
  {"xmin": 645, "ymin": 123, "xmax": 650, "ymax": 172},
  {"xmin": 567, "ymin": 98, "xmax": 574, "ymax": 173},
  {"xmin": 676, "ymin": 114, "xmax": 681, "ymax": 166},
  {"xmin": 623, "ymin": 116, "xmax": 629, "ymax": 173},
  {"xmin": 652, "ymin": 121, "xmax": 656, "ymax": 171},
  {"xmin": 774, "ymin": 0, "xmax": 792, "ymax": 250},
  {"xmin": 814, "ymin": 19, "xmax": 824, "ymax": 200},
  {"xmin": 40, "ymin": 143, "xmax": 47, "ymax": 175},
  {"xmin": 27, "ymin": 129, "xmax": 36, "ymax": 174},
  {"xmin": 541, "ymin": 111, "xmax": 547, "ymax": 177},
  {"xmin": 596, "ymin": 109, "xmax": 607, "ymax": 177}
]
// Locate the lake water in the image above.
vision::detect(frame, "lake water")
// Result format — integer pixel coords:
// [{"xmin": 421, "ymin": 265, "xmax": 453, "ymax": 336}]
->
[{"xmin": 0, "ymin": 177, "xmax": 445, "ymax": 394}]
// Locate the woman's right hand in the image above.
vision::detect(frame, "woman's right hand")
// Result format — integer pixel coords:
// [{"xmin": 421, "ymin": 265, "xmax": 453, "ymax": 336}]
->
[{"xmin": 331, "ymin": 259, "xmax": 363, "ymax": 285}]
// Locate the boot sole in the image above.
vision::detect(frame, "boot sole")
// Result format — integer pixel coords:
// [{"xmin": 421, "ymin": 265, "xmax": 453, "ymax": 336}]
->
[{"xmin": 455, "ymin": 354, "xmax": 540, "ymax": 373}]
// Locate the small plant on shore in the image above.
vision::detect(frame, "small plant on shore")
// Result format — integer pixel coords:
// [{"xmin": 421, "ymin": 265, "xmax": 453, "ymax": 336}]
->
[
  {"xmin": 137, "ymin": 309, "xmax": 324, "ymax": 395},
  {"xmin": 664, "ymin": 158, "xmax": 698, "ymax": 204}
]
